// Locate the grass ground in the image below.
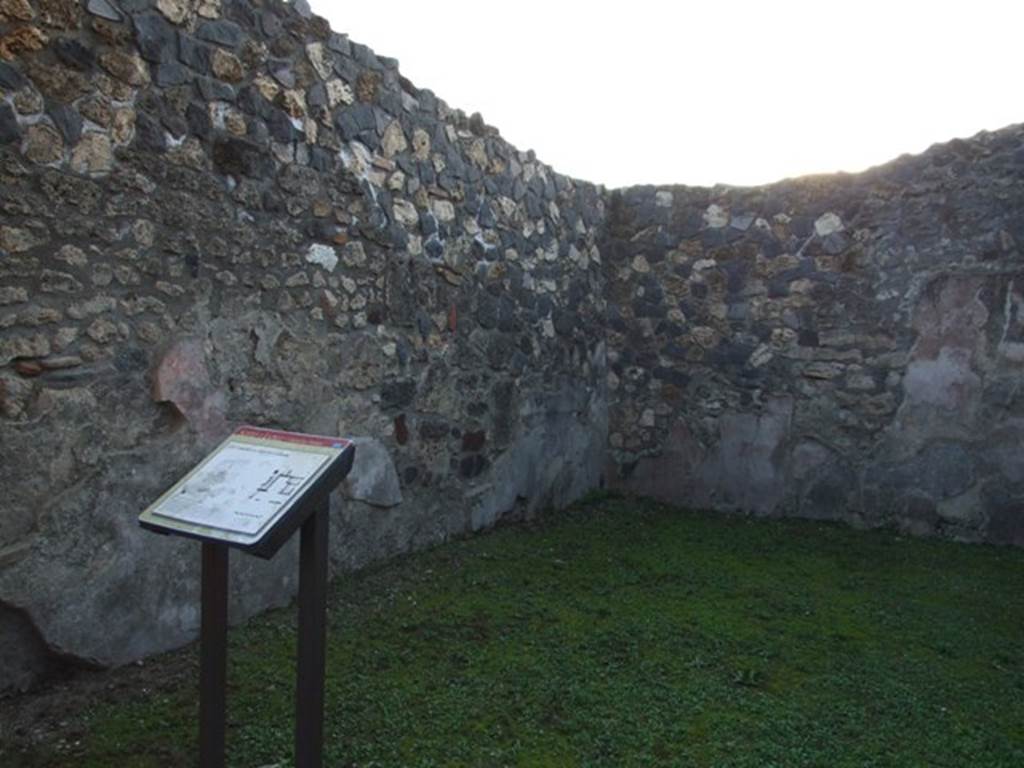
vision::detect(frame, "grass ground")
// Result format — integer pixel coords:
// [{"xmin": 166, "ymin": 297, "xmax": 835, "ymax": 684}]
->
[{"xmin": 2, "ymin": 494, "xmax": 1022, "ymax": 767}]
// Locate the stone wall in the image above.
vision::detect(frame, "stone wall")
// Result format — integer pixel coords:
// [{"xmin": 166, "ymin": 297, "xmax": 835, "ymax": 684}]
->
[
  {"xmin": 604, "ymin": 126, "xmax": 1024, "ymax": 548},
  {"xmin": 0, "ymin": 0, "xmax": 606, "ymax": 692}
]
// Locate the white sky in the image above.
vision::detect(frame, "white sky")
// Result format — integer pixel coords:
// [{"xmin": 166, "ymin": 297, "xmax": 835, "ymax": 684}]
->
[{"xmin": 312, "ymin": 0, "xmax": 1022, "ymax": 189}]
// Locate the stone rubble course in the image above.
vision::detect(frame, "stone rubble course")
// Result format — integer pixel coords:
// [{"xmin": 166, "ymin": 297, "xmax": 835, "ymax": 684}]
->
[{"xmin": 0, "ymin": 0, "xmax": 1020, "ymax": 696}]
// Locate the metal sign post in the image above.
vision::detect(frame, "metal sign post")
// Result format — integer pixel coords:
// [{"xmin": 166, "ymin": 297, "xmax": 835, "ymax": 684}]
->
[{"xmin": 139, "ymin": 426, "xmax": 355, "ymax": 768}]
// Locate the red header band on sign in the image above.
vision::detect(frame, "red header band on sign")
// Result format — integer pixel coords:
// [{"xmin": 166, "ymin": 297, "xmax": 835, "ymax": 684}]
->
[{"xmin": 234, "ymin": 426, "xmax": 351, "ymax": 449}]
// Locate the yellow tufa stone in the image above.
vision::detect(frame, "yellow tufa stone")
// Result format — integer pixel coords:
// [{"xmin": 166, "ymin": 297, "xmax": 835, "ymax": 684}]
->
[
  {"xmin": 99, "ymin": 51, "xmax": 150, "ymax": 86},
  {"xmin": 156, "ymin": 0, "xmax": 189, "ymax": 24},
  {"xmin": 412, "ymin": 128, "xmax": 431, "ymax": 161},
  {"xmin": 196, "ymin": 0, "xmax": 220, "ymax": 19},
  {"xmin": 306, "ymin": 42, "xmax": 332, "ymax": 80},
  {"xmin": 278, "ymin": 89, "xmax": 306, "ymax": 119},
  {"xmin": 211, "ymin": 48, "xmax": 244, "ymax": 83},
  {"xmin": 0, "ymin": 26, "xmax": 47, "ymax": 60},
  {"xmin": 253, "ymin": 74, "xmax": 280, "ymax": 102},
  {"xmin": 381, "ymin": 121, "xmax": 408, "ymax": 158},
  {"xmin": 36, "ymin": 0, "xmax": 80, "ymax": 29},
  {"xmin": 111, "ymin": 108, "xmax": 135, "ymax": 144},
  {"xmin": 0, "ymin": 0, "xmax": 34, "ymax": 22},
  {"xmin": 22, "ymin": 123, "xmax": 64, "ymax": 165},
  {"xmin": 70, "ymin": 133, "xmax": 114, "ymax": 176}
]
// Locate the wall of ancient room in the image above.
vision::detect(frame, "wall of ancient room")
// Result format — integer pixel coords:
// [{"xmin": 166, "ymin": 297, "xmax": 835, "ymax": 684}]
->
[
  {"xmin": 2, "ymin": 0, "xmax": 1023, "ymax": 699},
  {"xmin": 0, "ymin": 0, "xmax": 606, "ymax": 692},
  {"xmin": 604, "ymin": 128, "xmax": 1024, "ymax": 549}
]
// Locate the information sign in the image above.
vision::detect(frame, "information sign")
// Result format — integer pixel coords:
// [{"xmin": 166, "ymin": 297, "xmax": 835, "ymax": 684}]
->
[{"xmin": 140, "ymin": 426, "xmax": 354, "ymax": 557}]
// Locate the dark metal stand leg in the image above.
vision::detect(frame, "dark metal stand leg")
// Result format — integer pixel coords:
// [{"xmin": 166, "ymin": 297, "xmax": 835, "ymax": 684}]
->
[
  {"xmin": 200, "ymin": 542, "xmax": 229, "ymax": 768},
  {"xmin": 295, "ymin": 499, "xmax": 329, "ymax": 768}
]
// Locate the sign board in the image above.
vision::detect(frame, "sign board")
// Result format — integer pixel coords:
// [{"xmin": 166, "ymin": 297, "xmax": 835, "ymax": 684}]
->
[{"xmin": 140, "ymin": 426, "xmax": 354, "ymax": 558}]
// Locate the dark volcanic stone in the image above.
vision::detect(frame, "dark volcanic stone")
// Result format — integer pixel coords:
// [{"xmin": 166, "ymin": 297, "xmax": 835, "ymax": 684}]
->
[
  {"xmin": 260, "ymin": 11, "xmax": 283, "ymax": 38},
  {"xmin": 196, "ymin": 20, "xmax": 243, "ymax": 48},
  {"xmin": 54, "ymin": 38, "xmax": 96, "ymax": 71},
  {"xmin": 334, "ymin": 110, "xmax": 358, "ymax": 141},
  {"xmin": 47, "ymin": 102, "xmax": 83, "ymax": 144},
  {"xmin": 459, "ymin": 454, "xmax": 488, "ymax": 479},
  {"xmin": 307, "ymin": 81, "xmax": 327, "ymax": 109},
  {"xmin": 424, "ymin": 236, "xmax": 444, "ymax": 260},
  {"xmin": 266, "ymin": 109, "xmax": 295, "ymax": 142},
  {"xmin": 380, "ymin": 379, "xmax": 416, "ymax": 409},
  {"xmin": 213, "ymin": 137, "xmax": 273, "ymax": 178},
  {"xmin": 0, "ymin": 104, "xmax": 19, "ymax": 145},
  {"xmin": 222, "ymin": 0, "xmax": 256, "ymax": 27},
  {"xmin": 476, "ymin": 294, "xmax": 498, "ymax": 329},
  {"xmin": 133, "ymin": 111, "xmax": 167, "ymax": 152},
  {"xmin": 309, "ymin": 147, "xmax": 334, "ymax": 173},
  {"xmin": 155, "ymin": 62, "xmax": 190, "ymax": 87},
  {"xmin": 653, "ymin": 366, "xmax": 690, "ymax": 388},
  {"xmin": 185, "ymin": 102, "xmax": 212, "ymax": 140},
  {"xmin": 134, "ymin": 13, "xmax": 177, "ymax": 64},
  {"xmin": 327, "ymin": 31, "xmax": 350, "ymax": 55},
  {"xmin": 0, "ymin": 62, "xmax": 27, "ymax": 91},
  {"xmin": 269, "ymin": 60, "xmax": 295, "ymax": 88},
  {"xmin": 178, "ymin": 34, "xmax": 213, "ymax": 74},
  {"xmin": 418, "ymin": 420, "xmax": 448, "ymax": 441},
  {"xmin": 87, "ymin": 0, "xmax": 123, "ymax": 20},
  {"xmin": 196, "ymin": 76, "xmax": 235, "ymax": 102}
]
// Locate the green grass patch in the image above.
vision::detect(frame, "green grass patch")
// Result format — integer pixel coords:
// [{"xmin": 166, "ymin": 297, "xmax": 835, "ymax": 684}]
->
[{"xmin": 4, "ymin": 496, "xmax": 1023, "ymax": 767}]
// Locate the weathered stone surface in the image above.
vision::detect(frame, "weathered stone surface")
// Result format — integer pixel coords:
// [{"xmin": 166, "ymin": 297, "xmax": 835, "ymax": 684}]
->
[
  {"xmin": 0, "ymin": 332, "xmax": 51, "ymax": 364},
  {"xmin": 70, "ymin": 132, "xmax": 114, "ymax": 175},
  {"xmin": 342, "ymin": 437, "xmax": 402, "ymax": 508},
  {"xmin": 0, "ymin": 224, "xmax": 44, "ymax": 253}
]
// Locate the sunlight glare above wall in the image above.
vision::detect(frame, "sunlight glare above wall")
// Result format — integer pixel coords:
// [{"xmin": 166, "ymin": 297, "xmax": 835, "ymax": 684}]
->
[{"xmin": 312, "ymin": 0, "xmax": 1021, "ymax": 188}]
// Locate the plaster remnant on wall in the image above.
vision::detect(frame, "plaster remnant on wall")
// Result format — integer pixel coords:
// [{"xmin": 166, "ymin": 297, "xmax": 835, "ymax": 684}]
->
[
  {"xmin": 703, "ymin": 203, "xmax": 729, "ymax": 228},
  {"xmin": 814, "ymin": 212, "xmax": 844, "ymax": 236},
  {"xmin": 342, "ymin": 437, "xmax": 402, "ymax": 508},
  {"xmin": 306, "ymin": 243, "xmax": 338, "ymax": 272}
]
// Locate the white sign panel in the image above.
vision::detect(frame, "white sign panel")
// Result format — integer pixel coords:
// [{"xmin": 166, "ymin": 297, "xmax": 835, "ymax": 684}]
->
[{"xmin": 140, "ymin": 427, "xmax": 351, "ymax": 547}]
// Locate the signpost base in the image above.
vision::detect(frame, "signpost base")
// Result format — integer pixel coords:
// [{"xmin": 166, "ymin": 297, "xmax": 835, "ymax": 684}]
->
[
  {"xmin": 199, "ymin": 542, "xmax": 228, "ymax": 768},
  {"xmin": 295, "ymin": 499, "xmax": 329, "ymax": 768},
  {"xmin": 196, "ymin": 502, "xmax": 329, "ymax": 768}
]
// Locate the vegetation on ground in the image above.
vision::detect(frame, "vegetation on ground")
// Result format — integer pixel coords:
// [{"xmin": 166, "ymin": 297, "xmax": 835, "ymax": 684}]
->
[{"xmin": 3, "ymin": 493, "xmax": 1022, "ymax": 767}]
